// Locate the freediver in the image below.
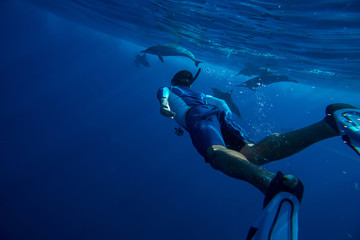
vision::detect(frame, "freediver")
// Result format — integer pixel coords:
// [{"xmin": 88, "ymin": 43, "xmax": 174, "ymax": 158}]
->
[{"xmin": 156, "ymin": 68, "xmax": 360, "ymax": 238}]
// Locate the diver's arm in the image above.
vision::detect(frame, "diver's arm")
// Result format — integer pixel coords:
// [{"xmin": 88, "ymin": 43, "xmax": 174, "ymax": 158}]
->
[
  {"xmin": 160, "ymin": 98, "xmax": 176, "ymax": 119},
  {"xmin": 157, "ymin": 87, "xmax": 176, "ymax": 119},
  {"xmin": 206, "ymin": 95, "xmax": 231, "ymax": 113}
]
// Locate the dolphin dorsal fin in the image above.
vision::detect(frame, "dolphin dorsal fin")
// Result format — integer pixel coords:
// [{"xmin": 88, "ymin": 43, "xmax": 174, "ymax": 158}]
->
[{"xmin": 158, "ymin": 55, "xmax": 164, "ymax": 62}]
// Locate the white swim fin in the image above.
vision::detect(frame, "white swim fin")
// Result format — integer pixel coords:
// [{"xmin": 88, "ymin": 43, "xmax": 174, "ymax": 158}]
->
[
  {"xmin": 333, "ymin": 108, "xmax": 360, "ymax": 156},
  {"xmin": 246, "ymin": 192, "xmax": 300, "ymax": 240},
  {"xmin": 247, "ymin": 171, "xmax": 304, "ymax": 240}
]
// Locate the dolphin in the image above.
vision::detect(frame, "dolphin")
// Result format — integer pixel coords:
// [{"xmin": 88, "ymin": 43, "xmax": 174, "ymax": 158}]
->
[
  {"xmin": 236, "ymin": 73, "xmax": 298, "ymax": 91},
  {"xmin": 141, "ymin": 43, "xmax": 202, "ymax": 67},
  {"xmin": 134, "ymin": 54, "xmax": 150, "ymax": 68},
  {"xmin": 211, "ymin": 87, "xmax": 242, "ymax": 118}
]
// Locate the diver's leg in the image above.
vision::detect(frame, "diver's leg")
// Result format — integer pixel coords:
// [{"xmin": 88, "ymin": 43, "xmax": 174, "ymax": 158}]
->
[
  {"xmin": 206, "ymin": 145, "xmax": 274, "ymax": 194},
  {"xmin": 187, "ymin": 106, "xmax": 302, "ymax": 194},
  {"xmin": 206, "ymin": 145, "xmax": 304, "ymax": 200},
  {"xmin": 242, "ymin": 103, "xmax": 360, "ymax": 165},
  {"xmin": 241, "ymin": 119, "xmax": 337, "ymax": 166},
  {"xmin": 187, "ymin": 108, "xmax": 275, "ymax": 194}
]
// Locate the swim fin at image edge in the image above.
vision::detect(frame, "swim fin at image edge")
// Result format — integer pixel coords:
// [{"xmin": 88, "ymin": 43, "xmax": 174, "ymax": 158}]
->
[{"xmin": 325, "ymin": 103, "xmax": 360, "ymax": 156}]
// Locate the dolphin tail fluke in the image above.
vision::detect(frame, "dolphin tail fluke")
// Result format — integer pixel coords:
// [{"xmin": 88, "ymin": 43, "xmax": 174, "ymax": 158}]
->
[{"xmin": 195, "ymin": 60, "xmax": 202, "ymax": 67}]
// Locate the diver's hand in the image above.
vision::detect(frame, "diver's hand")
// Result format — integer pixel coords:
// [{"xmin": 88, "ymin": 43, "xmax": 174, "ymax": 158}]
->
[
  {"xmin": 160, "ymin": 98, "xmax": 176, "ymax": 119},
  {"xmin": 161, "ymin": 106, "xmax": 176, "ymax": 119}
]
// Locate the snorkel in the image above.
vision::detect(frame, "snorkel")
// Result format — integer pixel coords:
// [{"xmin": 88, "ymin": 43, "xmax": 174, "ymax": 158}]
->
[{"xmin": 188, "ymin": 68, "xmax": 202, "ymax": 86}]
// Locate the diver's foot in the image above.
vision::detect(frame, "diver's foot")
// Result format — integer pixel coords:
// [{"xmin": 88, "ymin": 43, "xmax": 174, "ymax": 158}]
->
[
  {"xmin": 263, "ymin": 171, "xmax": 304, "ymax": 208},
  {"xmin": 324, "ymin": 103, "xmax": 359, "ymax": 134}
]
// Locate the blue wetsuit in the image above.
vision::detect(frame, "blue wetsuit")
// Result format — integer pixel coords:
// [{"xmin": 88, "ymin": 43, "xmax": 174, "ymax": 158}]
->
[{"xmin": 157, "ymin": 86, "xmax": 253, "ymax": 158}]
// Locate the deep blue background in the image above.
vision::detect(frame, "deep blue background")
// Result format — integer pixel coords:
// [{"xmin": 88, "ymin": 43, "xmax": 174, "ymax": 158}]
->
[{"xmin": 1, "ymin": 1, "xmax": 360, "ymax": 239}]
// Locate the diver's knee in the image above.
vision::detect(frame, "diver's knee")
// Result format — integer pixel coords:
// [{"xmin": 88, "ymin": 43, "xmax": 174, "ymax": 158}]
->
[
  {"xmin": 206, "ymin": 145, "xmax": 227, "ymax": 159},
  {"xmin": 267, "ymin": 133, "xmax": 282, "ymax": 143},
  {"xmin": 271, "ymin": 133, "xmax": 281, "ymax": 137},
  {"xmin": 205, "ymin": 145, "xmax": 227, "ymax": 168}
]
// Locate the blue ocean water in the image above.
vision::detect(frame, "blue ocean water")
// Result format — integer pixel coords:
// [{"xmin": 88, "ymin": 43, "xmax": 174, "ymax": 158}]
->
[{"xmin": 1, "ymin": 0, "xmax": 360, "ymax": 239}]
